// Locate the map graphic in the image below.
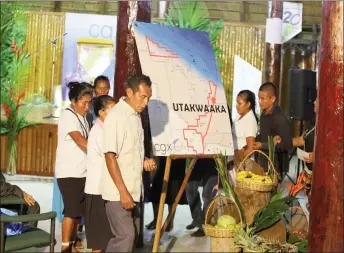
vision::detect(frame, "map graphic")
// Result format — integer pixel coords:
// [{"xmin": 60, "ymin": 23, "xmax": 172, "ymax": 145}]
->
[{"xmin": 133, "ymin": 22, "xmax": 234, "ymax": 156}]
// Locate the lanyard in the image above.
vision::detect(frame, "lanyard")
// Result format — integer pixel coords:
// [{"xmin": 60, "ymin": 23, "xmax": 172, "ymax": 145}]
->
[{"xmin": 65, "ymin": 108, "xmax": 90, "ymax": 139}]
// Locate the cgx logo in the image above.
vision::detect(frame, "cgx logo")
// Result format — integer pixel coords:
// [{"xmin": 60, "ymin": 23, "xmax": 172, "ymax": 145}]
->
[{"xmin": 153, "ymin": 139, "xmax": 183, "ymax": 155}]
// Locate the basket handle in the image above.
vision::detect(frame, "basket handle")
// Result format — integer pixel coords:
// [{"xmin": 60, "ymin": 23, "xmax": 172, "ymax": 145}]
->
[
  {"xmin": 204, "ymin": 195, "xmax": 239, "ymax": 225},
  {"xmin": 237, "ymin": 149, "xmax": 277, "ymax": 176}
]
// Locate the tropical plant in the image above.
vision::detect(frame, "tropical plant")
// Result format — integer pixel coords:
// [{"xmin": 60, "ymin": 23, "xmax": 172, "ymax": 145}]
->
[
  {"xmin": 1, "ymin": 3, "xmax": 39, "ymax": 174},
  {"xmin": 157, "ymin": 1, "xmax": 224, "ymax": 67},
  {"xmin": 235, "ymin": 196, "xmax": 296, "ymax": 252},
  {"xmin": 214, "ymin": 154, "xmax": 246, "ymax": 226}
]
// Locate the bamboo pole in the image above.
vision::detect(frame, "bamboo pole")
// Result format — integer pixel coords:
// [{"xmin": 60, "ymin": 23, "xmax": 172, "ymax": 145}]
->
[
  {"xmin": 160, "ymin": 158, "xmax": 198, "ymax": 235},
  {"xmin": 152, "ymin": 156, "xmax": 172, "ymax": 252}
]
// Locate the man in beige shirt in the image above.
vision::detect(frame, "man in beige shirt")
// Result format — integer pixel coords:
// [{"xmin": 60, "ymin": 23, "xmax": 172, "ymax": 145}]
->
[{"xmin": 101, "ymin": 75, "xmax": 156, "ymax": 252}]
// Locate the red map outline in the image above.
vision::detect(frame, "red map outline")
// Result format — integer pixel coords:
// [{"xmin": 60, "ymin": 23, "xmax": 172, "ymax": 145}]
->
[{"xmin": 182, "ymin": 81, "xmax": 218, "ymax": 154}]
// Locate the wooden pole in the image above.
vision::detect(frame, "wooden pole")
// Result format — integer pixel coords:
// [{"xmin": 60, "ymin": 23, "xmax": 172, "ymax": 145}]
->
[
  {"xmin": 264, "ymin": 0, "xmax": 283, "ymax": 104},
  {"xmin": 308, "ymin": 1, "xmax": 343, "ymax": 252},
  {"xmin": 113, "ymin": 1, "xmax": 151, "ymax": 248},
  {"xmin": 152, "ymin": 156, "xmax": 172, "ymax": 252},
  {"xmin": 160, "ymin": 158, "xmax": 198, "ymax": 235}
]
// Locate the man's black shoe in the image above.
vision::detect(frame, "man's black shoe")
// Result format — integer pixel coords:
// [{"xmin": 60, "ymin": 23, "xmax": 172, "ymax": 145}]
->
[{"xmin": 191, "ymin": 228, "xmax": 205, "ymax": 237}]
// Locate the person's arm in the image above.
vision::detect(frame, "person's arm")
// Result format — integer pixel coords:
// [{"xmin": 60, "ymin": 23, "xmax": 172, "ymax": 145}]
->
[
  {"xmin": 293, "ymin": 136, "xmax": 305, "ymax": 147},
  {"xmin": 243, "ymin": 136, "xmax": 256, "ymax": 156},
  {"xmin": 274, "ymin": 114, "xmax": 293, "ymax": 152},
  {"xmin": 0, "ymin": 172, "xmax": 23, "ymax": 198},
  {"xmin": 105, "ymin": 152, "xmax": 134, "ymax": 209},
  {"xmin": 69, "ymin": 131, "xmax": 88, "ymax": 152}
]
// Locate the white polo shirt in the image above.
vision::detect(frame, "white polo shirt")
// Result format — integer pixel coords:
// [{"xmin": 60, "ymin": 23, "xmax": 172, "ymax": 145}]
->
[
  {"xmin": 232, "ymin": 109, "xmax": 258, "ymax": 150},
  {"xmin": 85, "ymin": 119, "xmax": 104, "ymax": 195},
  {"xmin": 100, "ymin": 99, "xmax": 144, "ymax": 202},
  {"xmin": 55, "ymin": 108, "xmax": 89, "ymax": 178}
]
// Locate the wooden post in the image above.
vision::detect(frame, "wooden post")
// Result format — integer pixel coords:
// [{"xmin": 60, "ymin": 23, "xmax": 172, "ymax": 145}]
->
[
  {"xmin": 160, "ymin": 158, "xmax": 198, "ymax": 235},
  {"xmin": 152, "ymin": 156, "xmax": 172, "ymax": 252},
  {"xmin": 113, "ymin": 1, "xmax": 151, "ymax": 101},
  {"xmin": 308, "ymin": 1, "xmax": 343, "ymax": 252},
  {"xmin": 264, "ymin": 0, "xmax": 283, "ymax": 104},
  {"xmin": 113, "ymin": 1, "xmax": 151, "ymax": 248},
  {"xmin": 152, "ymin": 154, "xmax": 218, "ymax": 252}
]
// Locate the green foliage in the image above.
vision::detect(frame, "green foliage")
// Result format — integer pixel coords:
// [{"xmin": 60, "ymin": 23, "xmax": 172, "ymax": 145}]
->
[
  {"xmin": 158, "ymin": 1, "xmax": 224, "ymax": 67},
  {"xmin": 270, "ymin": 190, "xmax": 285, "ymax": 203},
  {"xmin": 252, "ymin": 197, "xmax": 295, "ymax": 234},
  {"xmin": 1, "ymin": 2, "xmax": 27, "ymax": 86},
  {"xmin": 214, "ymin": 154, "xmax": 246, "ymax": 226},
  {"xmin": 288, "ymin": 235, "xmax": 308, "ymax": 253}
]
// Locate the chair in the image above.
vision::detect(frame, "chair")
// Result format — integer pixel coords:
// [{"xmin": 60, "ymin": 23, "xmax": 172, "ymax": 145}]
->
[{"xmin": 0, "ymin": 196, "xmax": 56, "ymax": 252}]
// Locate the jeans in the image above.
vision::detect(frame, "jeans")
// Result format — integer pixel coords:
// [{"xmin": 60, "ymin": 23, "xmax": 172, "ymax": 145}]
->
[{"xmin": 186, "ymin": 174, "xmax": 217, "ymax": 228}]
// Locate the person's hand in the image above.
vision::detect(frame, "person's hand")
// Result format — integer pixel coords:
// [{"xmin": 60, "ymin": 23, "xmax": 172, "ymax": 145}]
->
[
  {"xmin": 304, "ymin": 152, "xmax": 313, "ymax": 163},
  {"xmin": 120, "ymin": 190, "xmax": 135, "ymax": 210},
  {"xmin": 23, "ymin": 192, "xmax": 36, "ymax": 206},
  {"xmin": 252, "ymin": 142, "xmax": 262, "ymax": 150},
  {"xmin": 273, "ymin": 136, "xmax": 282, "ymax": 145},
  {"xmin": 143, "ymin": 158, "xmax": 157, "ymax": 172}
]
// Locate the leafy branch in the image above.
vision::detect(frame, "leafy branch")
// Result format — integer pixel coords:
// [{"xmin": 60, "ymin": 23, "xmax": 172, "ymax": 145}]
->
[{"xmin": 157, "ymin": 1, "xmax": 224, "ymax": 68}]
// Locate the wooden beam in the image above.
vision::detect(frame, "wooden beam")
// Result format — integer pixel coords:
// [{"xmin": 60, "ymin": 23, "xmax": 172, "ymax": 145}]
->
[
  {"xmin": 308, "ymin": 1, "xmax": 343, "ymax": 252},
  {"xmin": 100, "ymin": 1, "xmax": 107, "ymax": 15},
  {"xmin": 239, "ymin": 1, "xmax": 245, "ymax": 22},
  {"xmin": 54, "ymin": 1, "xmax": 61, "ymax": 12},
  {"xmin": 264, "ymin": 0, "xmax": 283, "ymax": 104}
]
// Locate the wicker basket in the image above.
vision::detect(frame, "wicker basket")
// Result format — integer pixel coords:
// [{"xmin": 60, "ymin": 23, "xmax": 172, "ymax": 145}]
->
[
  {"xmin": 235, "ymin": 150, "xmax": 278, "ymax": 192},
  {"xmin": 203, "ymin": 196, "xmax": 241, "ymax": 252},
  {"xmin": 203, "ymin": 196, "xmax": 241, "ymax": 238}
]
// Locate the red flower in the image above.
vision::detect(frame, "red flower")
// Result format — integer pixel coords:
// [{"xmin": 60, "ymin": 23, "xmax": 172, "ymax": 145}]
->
[
  {"xmin": 2, "ymin": 104, "xmax": 12, "ymax": 113},
  {"xmin": 17, "ymin": 92, "xmax": 25, "ymax": 101}
]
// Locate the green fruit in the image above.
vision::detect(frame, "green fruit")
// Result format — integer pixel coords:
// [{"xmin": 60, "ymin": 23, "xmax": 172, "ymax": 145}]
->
[
  {"xmin": 217, "ymin": 215, "xmax": 237, "ymax": 227},
  {"xmin": 214, "ymin": 224, "xmax": 224, "ymax": 229},
  {"xmin": 226, "ymin": 224, "xmax": 235, "ymax": 229},
  {"xmin": 235, "ymin": 224, "xmax": 241, "ymax": 228}
]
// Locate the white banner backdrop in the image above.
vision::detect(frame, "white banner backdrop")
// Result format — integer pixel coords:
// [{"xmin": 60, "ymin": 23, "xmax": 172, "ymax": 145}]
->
[{"xmin": 61, "ymin": 13, "xmax": 117, "ymax": 102}]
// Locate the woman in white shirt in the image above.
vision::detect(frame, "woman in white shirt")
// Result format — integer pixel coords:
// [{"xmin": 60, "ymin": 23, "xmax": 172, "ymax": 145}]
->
[
  {"xmin": 55, "ymin": 82, "xmax": 93, "ymax": 252},
  {"xmin": 85, "ymin": 95, "xmax": 115, "ymax": 252},
  {"xmin": 232, "ymin": 90, "xmax": 258, "ymax": 156}
]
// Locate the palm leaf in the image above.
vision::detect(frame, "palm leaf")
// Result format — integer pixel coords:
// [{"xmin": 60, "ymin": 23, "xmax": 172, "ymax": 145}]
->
[
  {"xmin": 252, "ymin": 197, "xmax": 294, "ymax": 234},
  {"xmin": 270, "ymin": 190, "xmax": 285, "ymax": 203},
  {"xmin": 214, "ymin": 154, "xmax": 246, "ymax": 225},
  {"xmin": 161, "ymin": 1, "xmax": 224, "ymax": 66},
  {"xmin": 1, "ymin": 127, "xmax": 10, "ymax": 135}
]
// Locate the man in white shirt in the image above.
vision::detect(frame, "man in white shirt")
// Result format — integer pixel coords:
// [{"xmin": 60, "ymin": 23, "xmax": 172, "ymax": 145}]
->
[{"xmin": 101, "ymin": 75, "xmax": 156, "ymax": 252}]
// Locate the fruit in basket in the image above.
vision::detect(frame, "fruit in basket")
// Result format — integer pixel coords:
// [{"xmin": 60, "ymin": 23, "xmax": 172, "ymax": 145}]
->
[
  {"xmin": 217, "ymin": 215, "xmax": 236, "ymax": 228},
  {"xmin": 226, "ymin": 224, "xmax": 235, "ymax": 229},
  {"xmin": 236, "ymin": 171, "xmax": 273, "ymax": 184}
]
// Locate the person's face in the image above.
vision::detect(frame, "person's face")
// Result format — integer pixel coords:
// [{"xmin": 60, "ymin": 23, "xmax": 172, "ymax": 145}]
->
[
  {"xmin": 258, "ymin": 91, "xmax": 276, "ymax": 110},
  {"xmin": 94, "ymin": 80, "xmax": 110, "ymax": 97},
  {"xmin": 71, "ymin": 94, "xmax": 92, "ymax": 116},
  {"xmin": 314, "ymin": 98, "xmax": 319, "ymax": 113},
  {"xmin": 236, "ymin": 95, "xmax": 251, "ymax": 116},
  {"xmin": 126, "ymin": 83, "xmax": 152, "ymax": 113},
  {"xmin": 98, "ymin": 102, "xmax": 116, "ymax": 122}
]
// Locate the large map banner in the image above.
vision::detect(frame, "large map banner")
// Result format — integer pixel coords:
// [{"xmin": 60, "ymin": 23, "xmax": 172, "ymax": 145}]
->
[{"xmin": 133, "ymin": 22, "xmax": 234, "ymax": 156}]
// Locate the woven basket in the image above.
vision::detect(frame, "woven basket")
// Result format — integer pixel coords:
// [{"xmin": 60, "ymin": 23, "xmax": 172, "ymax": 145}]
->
[
  {"xmin": 203, "ymin": 196, "xmax": 242, "ymax": 238},
  {"xmin": 235, "ymin": 150, "xmax": 278, "ymax": 192}
]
